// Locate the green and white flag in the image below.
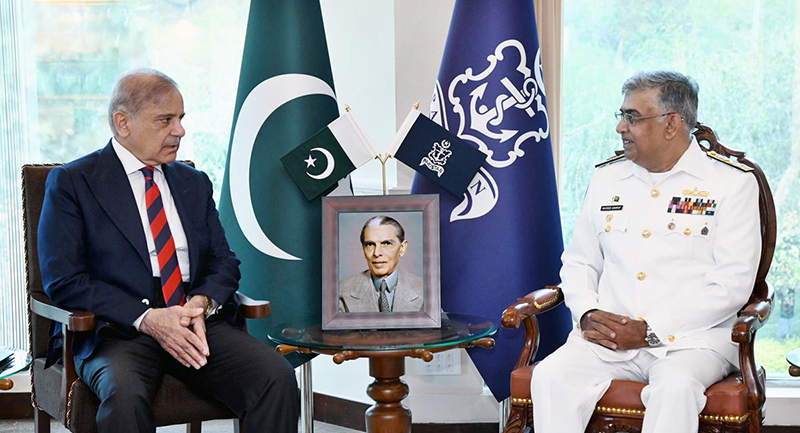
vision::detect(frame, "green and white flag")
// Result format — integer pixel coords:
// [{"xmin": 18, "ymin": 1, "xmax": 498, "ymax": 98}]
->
[
  {"xmin": 281, "ymin": 110, "xmax": 376, "ymax": 201},
  {"xmin": 218, "ymin": 0, "xmax": 344, "ymax": 367}
]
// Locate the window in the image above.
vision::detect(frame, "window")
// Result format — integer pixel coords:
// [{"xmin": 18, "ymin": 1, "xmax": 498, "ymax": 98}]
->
[
  {"xmin": 0, "ymin": 0, "xmax": 249, "ymax": 349},
  {"xmin": 30, "ymin": 0, "xmax": 250, "ymax": 189},
  {"xmin": 562, "ymin": 0, "xmax": 800, "ymax": 378},
  {"xmin": 0, "ymin": 0, "xmax": 395, "ymax": 349}
]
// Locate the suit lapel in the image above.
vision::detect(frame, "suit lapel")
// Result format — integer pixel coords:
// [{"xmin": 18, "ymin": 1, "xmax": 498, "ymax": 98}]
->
[
  {"xmin": 163, "ymin": 163, "xmax": 200, "ymax": 285},
  {"xmin": 393, "ymin": 271, "xmax": 420, "ymax": 310},
  {"xmin": 83, "ymin": 142, "xmax": 150, "ymax": 270},
  {"xmin": 347, "ymin": 271, "xmax": 380, "ymax": 312}
]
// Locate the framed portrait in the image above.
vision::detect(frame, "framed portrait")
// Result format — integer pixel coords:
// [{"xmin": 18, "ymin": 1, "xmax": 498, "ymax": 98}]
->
[{"xmin": 321, "ymin": 194, "xmax": 441, "ymax": 330}]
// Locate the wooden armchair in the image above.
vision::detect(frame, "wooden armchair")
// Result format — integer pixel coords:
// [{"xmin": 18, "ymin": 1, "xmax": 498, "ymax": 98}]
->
[
  {"xmin": 501, "ymin": 125, "xmax": 777, "ymax": 433},
  {"xmin": 23, "ymin": 163, "xmax": 271, "ymax": 433}
]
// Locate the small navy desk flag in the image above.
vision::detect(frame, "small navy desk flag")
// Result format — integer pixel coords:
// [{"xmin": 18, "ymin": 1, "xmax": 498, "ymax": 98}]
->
[
  {"xmin": 410, "ymin": 0, "xmax": 572, "ymax": 401},
  {"xmin": 388, "ymin": 108, "xmax": 485, "ymax": 197}
]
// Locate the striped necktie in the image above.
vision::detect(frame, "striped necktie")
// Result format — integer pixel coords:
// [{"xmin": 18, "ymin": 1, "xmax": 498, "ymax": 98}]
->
[{"xmin": 141, "ymin": 166, "xmax": 185, "ymax": 306}]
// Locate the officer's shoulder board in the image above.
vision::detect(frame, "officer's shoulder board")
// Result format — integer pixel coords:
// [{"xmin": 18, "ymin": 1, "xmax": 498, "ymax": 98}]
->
[
  {"xmin": 706, "ymin": 151, "xmax": 754, "ymax": 172},
  {"xmin": 594, "ymin": 154, "xmax": 626, "ymax": 169}
]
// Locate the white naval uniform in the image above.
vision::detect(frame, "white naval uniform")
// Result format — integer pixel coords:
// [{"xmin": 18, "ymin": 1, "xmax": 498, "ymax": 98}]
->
[{"xmin": 532, "ymin": 137, "xmax": 761, "ymax": 433}]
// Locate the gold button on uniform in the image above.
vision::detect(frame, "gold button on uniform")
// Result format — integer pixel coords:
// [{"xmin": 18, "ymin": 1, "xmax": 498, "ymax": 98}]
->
[
  {"xmin": 606, "ymin": 214, "xmax": 614, "ymax": 222},
  {"xmin": 636, "ymin": 272, "xmax": 646, "ymax": 281},
  {"xmin": 668, "ymin": 335, "xmax": 675, "ymax": 342},
  {"xmin": 684, "ymin": 228, "xmax": 691, "ymax": 236},
  {"xmin": 642, "ymin": 229, "xmax": 651, "ymax": 238},
  {"xmin": 605, "ymin": 225, "xmax": 611, "ymax": 233},
  {"xmin": 650, "ymin": 189, "xmax": 660, "ymax": 198}
]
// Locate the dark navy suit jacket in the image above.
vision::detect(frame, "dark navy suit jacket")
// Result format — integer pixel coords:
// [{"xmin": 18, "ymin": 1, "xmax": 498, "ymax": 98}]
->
[{"xmin": 38, "ymin": 142, "xmax": 242, "ymax": 366}]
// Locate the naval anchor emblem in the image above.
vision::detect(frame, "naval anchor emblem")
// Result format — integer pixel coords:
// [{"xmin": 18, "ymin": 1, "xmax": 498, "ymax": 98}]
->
[
  {"xmin": 420, "ymin": 139, "xmax": 452, "ymax": 177},
  {"xmin": 430, "ymin": 39, "xmax": 549, "ymax": 222}
]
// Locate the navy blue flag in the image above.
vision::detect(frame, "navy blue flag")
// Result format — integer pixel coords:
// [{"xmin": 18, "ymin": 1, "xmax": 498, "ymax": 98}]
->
[
  {"xmin": 411, "ymin": 0, "xmax": 572, "ymax": 401},
  {"xmin": 389, "ymin": 108, "xmax": 486, "ymax": 197}
]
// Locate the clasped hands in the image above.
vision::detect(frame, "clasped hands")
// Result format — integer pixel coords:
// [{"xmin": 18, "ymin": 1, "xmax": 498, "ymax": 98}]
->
[
  {"xmin": 580, "ymin": 309, "xmax": 648, "ymax": 351},
  {"xmin": 139, "ymin": 295, "xmax": 210, "ymax": 370}
]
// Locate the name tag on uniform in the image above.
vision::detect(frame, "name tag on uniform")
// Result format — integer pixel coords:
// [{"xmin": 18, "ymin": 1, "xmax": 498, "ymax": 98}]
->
[{"xmin": 600, "ymin": 205, "xmax": 623, "ymax": 211}]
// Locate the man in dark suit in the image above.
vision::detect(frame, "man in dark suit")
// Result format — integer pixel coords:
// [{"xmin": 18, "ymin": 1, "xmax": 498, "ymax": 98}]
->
[{"xmin": 38, "ymin": 69, "xmax": 299, "ymax": 433}]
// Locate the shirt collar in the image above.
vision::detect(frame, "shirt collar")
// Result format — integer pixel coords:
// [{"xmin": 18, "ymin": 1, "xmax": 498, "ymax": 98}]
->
[
  {"xmin": 622, "ymin": 136, "xmax": 706, "ymax": 182},
  {"xmin": 372, "ymin": 269, "xmax": 398, "ymax": 293},
  {"xmin": 668, "ymin": 136, "xmax": 707, "ymax": 180},
  {"xmin": 111, "ymin": 137, "xmax": 163, "ymax": 176}
]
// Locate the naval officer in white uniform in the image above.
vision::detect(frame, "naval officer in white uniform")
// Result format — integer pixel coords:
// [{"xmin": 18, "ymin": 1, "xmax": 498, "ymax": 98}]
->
[{"xmin": 531, "ymin": 71, "xmax": 761, "ymax": 433}]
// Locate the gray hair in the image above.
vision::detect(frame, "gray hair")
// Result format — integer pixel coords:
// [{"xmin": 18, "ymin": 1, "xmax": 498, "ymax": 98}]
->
[
  {"xmin": 360, "ymin": 216, "xmax": 405, "ymax": 244},
  {"xmin": 108, "ymin": 69, "xmax": 179, "ymax": 136},
  {"xmin": 621, "ymin": 71, "xmax": 699, "ymax": 130}
]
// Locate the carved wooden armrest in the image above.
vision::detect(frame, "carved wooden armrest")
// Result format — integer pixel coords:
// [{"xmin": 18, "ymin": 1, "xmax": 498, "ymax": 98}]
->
[
  {"xmin": 732, "ymin": 282, "xmax": 774, "ymax": 343},
  {"xmin": 731, "ymin": 284, "xmax": 774, "ymax": 414},
  {"xmin": 234, "ymin": 291, "xmax": 271, "ymax": 319},
  {"xmin": 29, "ymin": 292, "xmax": 95, "ymax": 332},
  {"xmin": 501, "ymin": 286, "xmax": 563, "ymax": 329}
]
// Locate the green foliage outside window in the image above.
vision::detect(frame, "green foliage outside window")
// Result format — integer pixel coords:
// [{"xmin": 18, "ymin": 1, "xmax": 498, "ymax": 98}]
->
[{"xmin": 563, "ymin": 0, "xmax": 800, "ymax": 377}]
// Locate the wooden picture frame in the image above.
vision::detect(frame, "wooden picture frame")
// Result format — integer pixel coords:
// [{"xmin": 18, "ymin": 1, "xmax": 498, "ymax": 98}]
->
[{"xmin": 321, "ymin": 194, "xmax": 441, "ymax": 330}]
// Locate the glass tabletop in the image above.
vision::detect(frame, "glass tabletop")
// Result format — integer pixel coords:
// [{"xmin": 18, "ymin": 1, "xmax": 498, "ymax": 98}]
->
[
  {"xmin": 787, "ymin": 347, "xmax": 800, "ymax": 369},
  {"xmin": 0, "ymin": 348, "xmax": 32, "ymax": 380},
  {"xmin": 268, "ymin": 313, "xmax": 496, "ymax": 352}
]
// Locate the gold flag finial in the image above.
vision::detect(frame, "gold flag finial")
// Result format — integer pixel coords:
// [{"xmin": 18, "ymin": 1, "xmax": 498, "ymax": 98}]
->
[
  {"xmin": 344, "ymin": 104, "xmax": 351, "ymax": 112},
  {"xmin": 413, "ymin": 102, "xmax": 420, "ymax": 110}
]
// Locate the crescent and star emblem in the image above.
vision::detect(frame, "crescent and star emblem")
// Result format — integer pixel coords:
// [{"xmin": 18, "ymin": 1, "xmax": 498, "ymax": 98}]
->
[
  {"xmin": 306, "ymin": 147, "xmax": 335, "ymax": 180},
  {"xmin": 228, "ymin": 73, "xmax": 336, "ymax": 261}
]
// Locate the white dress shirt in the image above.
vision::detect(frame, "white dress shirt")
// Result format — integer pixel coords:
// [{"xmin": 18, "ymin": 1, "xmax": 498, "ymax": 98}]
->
[{"xmin": 112, "ymin": 139, "xmax": 207, "ymax": 330}]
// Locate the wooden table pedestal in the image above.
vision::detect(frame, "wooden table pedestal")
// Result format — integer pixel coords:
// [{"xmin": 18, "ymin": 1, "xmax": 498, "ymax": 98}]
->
[{"xmin": 366, "ymin": 357, "xmax": 411, "ymax": 433}]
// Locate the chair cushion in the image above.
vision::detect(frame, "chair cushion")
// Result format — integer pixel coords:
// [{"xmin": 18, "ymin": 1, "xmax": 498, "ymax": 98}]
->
[
  {"xmin": 510, "ymin": 364, "xmax": 534, "ymax": 401},
  {"xmin": 32, "ymin": 358, "xmax": 66, "ymax": 422},
  {"xmin": 509, "ymin": 363, "xmax": 765, "ymax": 418},
  {"xmin": 33, "ymin": 357, "xmax": 237, "ymax": 433}
]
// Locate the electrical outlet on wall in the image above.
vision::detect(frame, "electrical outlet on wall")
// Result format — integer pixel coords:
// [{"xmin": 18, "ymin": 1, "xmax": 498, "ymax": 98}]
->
[{"xmin": 417, "ymin": 349, "xmax": 461, "ymax": 375}]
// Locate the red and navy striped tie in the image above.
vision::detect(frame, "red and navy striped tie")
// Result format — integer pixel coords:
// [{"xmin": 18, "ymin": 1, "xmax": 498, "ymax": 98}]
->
[{"xmin": 141, "ymin": 166, "xmax": 185, "ymax": 306}]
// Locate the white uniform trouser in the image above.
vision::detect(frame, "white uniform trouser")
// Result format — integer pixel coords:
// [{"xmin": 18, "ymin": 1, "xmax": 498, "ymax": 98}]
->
[{"xmin": 531, "ymin": 340, "xmax": 735, "ymax": 433}]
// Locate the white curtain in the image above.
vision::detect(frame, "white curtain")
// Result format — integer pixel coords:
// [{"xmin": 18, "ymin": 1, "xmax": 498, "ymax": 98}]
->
[
  {"xmin": 534, "ymin": 0, "xmax": 564, "ymax": 188},
  {"xmin": 0, "ymin": 0, "xmax": 37, "ymax": 350}
]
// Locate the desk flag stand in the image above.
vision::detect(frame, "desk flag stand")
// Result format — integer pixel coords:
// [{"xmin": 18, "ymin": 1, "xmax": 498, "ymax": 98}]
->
[{"xmin": 373, "ymin": 102, "xmax": 418, "ymax": 196}]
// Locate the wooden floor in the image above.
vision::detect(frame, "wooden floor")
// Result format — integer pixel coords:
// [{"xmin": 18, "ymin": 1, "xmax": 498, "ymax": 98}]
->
[{"xmin": 0, "ymin": 419, "xmax": 360, "ymax": 433}]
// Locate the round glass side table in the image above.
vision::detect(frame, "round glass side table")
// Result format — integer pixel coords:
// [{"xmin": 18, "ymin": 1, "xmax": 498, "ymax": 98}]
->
[{"xmin": 269, "ymin": 313, "xmax": 496, "ymax": 433}]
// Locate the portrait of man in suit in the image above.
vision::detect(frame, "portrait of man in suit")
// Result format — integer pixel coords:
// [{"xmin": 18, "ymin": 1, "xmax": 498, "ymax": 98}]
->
[{"xmin": 338, "ymin": 215, "xmax": 424, "ymax": 313}]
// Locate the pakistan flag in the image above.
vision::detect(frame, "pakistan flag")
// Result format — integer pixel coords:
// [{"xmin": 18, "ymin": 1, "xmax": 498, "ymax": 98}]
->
[{"xmin": 218, "ymin": 0, "xmax": 340, "ymax": 367}]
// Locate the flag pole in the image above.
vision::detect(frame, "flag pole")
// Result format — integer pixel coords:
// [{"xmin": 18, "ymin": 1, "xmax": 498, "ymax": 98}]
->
[
  {"xmin": 375, "ymin": 102, "xmax": 420, "ymax": 196},
  {"xmin": 376, "ymin": 153, "xmax": 391, "ymax": 195}
]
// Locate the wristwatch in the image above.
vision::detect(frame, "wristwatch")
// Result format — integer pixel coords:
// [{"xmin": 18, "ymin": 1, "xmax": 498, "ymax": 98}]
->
[
  {"xmin": 201, "ymin": 295, "xmax": 213, "ymax": 317},
  {"xmin": 644, "ymin": 323, "xmax": 661, "ymax": 347}
]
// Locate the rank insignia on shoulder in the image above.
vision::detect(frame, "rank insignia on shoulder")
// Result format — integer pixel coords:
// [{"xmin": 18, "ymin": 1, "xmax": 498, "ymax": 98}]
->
[
  {"xmin": 595, "ymin": 154, "xmax": 626, "ymax": 169},
  {"xmin": 706, "ymin": 151, "xmax": 754, "ymax": 172},
  {"xmin": 667, "ymin": 196, "xmax": 717, "ymax": 215}
]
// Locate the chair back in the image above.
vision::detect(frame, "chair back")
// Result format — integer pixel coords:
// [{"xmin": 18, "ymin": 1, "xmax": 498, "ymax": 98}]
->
[
  {"xmin": 22, "ymin": 164, "xmax": 62, "ymax": 360},
  {"xmin": 22, "ymin": 160, "xmax": 197, "ymax": 360},
  {"xmin": 693, "ymin": 124, "xmax": 777, "ymax": 304}
]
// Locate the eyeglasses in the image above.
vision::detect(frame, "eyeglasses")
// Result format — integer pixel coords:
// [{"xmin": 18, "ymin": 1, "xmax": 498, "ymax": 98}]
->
[{"xmin": 615, "ymin": 111, "xmax": 677, "ymax": 126}]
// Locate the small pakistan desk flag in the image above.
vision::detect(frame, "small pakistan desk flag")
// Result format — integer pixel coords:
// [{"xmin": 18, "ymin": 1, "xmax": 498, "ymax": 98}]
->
[{"xmin": 282, "ymin": 108, "xmax": 377, "ymax": 200}]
